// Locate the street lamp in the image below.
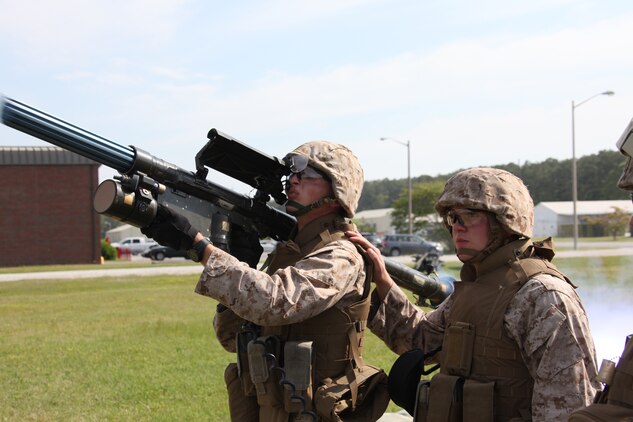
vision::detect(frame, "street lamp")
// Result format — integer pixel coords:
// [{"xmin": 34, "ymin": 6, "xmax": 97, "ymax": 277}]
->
[
  {"xmin": 380, "ymin": 137, "xmax": 413, "ymax": 235},
  {"xmin": 571, "ymin": 90, "xmax": 614, "ymax": 250}
]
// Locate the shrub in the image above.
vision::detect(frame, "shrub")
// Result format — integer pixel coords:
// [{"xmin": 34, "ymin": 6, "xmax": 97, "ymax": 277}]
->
[{"xmin": 101, "ymin": 239, "xmax": 117, "ymax": 261}]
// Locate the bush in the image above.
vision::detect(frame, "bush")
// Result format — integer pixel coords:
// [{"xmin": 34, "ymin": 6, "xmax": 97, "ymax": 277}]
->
[{"xmin": 101, "ymin": 239, "xmax": 117, "ymax": 261}]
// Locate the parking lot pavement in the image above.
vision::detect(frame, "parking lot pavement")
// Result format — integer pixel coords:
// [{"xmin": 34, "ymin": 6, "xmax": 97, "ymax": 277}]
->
[{"xmin": 2, "ymin": 246, "xmax": 631, "ymax": 283}]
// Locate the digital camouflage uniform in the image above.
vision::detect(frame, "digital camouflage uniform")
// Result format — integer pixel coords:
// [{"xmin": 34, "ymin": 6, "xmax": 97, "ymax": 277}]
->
[
  {"xmin": 196, "ymin": 228, "xmax": 365, "ymax": 327},
  {"xmin": 370, "ymin": 168, "xmax": 599, "ymax": 421}
]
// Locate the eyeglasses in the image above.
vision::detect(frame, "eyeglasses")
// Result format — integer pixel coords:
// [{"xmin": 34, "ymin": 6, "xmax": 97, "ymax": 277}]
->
[
  {"xmin": 286, "ymin": 154, "xmax": 310, "ymax": 173},
  {"xmin": 285, "ymin": 154, "xmax": 328, "ymax": 181},
  {"xmin": 292, "ymin": 166, "xmax": 325, "ymax": 181},
  {"xmin": 444, "ymin": 209, "xmax": 488, "ymax": 228}
]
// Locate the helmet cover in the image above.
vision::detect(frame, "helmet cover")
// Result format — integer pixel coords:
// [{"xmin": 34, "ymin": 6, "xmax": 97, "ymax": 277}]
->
[
  {"xmin": 284, "ymin": 141, "xmax": 364, "ymax": 218},
  {"xmin": 435, "ymin": 167, "xmax": 533, "ymax": 238}
]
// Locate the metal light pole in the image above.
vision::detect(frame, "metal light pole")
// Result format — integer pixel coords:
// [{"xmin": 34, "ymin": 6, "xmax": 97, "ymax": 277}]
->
[
  {"xmin": 380, "ymin": 137, "xmax": 413, "ymax": 235},
  {"xmin": 571, "ymin": 90, "xmax": 614, "ymax": 250}
]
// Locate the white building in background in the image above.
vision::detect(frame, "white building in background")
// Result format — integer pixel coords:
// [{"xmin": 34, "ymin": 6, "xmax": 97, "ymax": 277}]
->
[
  {"xmin": 106, "ymin": 224, "xmax": 144, "ymax": 243},
  {"xmin": 354, "ymin": 208, "xmax": 393, "ymax": 235},
  {"xmin": 533, "ymin": 200, "xmax": 633, "ymax": 238}
]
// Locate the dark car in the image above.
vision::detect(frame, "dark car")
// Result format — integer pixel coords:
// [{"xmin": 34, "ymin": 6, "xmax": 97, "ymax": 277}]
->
[
  {"xmin": 380, "ymin": 234, "xmax": 442, "ymax": 257},
  {"xmin": 361, "ymin": 232, "xmax": 383, "ymax": 248},
  {"xmin": 141, "ymin": 244, "xmax": 188, "ymax": 261}
]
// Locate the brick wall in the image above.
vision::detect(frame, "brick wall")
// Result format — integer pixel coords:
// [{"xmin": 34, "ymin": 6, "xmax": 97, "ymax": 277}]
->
[{"xmin": 0, "ymin": 164, "xmax": 101, "ymax": 266}]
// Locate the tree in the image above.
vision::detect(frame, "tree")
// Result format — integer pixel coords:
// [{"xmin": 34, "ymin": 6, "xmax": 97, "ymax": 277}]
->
[
  {"xmin": 583, "ymin": 207, "xmax": 631, "ymax": 240},
  {"xmin": 391, "ymin": 181, "xmax": 444, "ymax": 239},
  {"xmin": 358, "ymin": 149, "xmax": 627, "ymax": 211}
]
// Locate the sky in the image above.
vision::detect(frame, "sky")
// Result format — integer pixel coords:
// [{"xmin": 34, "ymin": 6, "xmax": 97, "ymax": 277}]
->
[{"xmin": 2, "ymin": 0, "xmax": 633, "ymax": 194}]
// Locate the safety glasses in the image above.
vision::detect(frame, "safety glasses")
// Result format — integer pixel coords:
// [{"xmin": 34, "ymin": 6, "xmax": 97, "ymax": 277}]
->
[
  {"xmin": 444, "ymin": 209, "xmax": 488, "ymax": 228},
  {"xmin": 286, "ymin": 154, "xmax": 327, "ymax": 181}
]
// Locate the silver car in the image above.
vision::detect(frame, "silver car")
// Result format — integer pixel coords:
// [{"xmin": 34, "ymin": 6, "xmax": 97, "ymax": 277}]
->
[{"xmin": 380, "ymin": 234, "xmax": 441, "ymax": 257}]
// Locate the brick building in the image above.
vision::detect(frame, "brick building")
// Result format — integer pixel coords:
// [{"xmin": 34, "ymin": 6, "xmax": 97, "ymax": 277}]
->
[{"xmin": 0, "ymin": 146, "xmax": 101, "ymax": 266}]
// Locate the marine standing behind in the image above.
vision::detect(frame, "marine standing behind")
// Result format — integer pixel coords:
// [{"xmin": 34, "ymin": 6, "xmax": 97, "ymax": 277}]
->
[{"xmin": 348, "ymin": 167, "xmax": 599, "ymax": 421}]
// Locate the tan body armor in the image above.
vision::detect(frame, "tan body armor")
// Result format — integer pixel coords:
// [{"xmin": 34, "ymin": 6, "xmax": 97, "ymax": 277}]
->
[
  {"xmin": 417, "ymin": 239, "xmax": 572, "ymax": 422},
  {"xmin": 568, "ymin": 334, "xmax": 633, "ymax": 421},
  {"xmin": 229, "ymin": 214, "xmax": 376, "ymax": 421}
]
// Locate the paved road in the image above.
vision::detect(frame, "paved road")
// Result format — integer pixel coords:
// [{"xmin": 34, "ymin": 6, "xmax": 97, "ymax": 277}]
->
[{"xmin": 1, "ymin": 244, "xmax": 632, "ymax": 283}]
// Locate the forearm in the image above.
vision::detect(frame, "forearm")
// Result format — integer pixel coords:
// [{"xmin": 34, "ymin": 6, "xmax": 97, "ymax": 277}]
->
[
  {"xmin": 196, "ymin": 242, "xmax": 364, "ymax": 325},
  {"xmin": 369, "ymin": 284, "xmax": 445, "ymax": 355}
]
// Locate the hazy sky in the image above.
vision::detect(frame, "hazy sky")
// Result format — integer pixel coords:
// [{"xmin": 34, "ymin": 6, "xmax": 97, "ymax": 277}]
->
[{"xmin": 2, "ymin": 0, "xmax": 633, "ymax": 193}]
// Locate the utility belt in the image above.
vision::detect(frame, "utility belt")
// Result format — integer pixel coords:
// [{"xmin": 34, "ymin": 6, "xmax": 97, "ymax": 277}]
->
[{"xmin": 235, "ymin": 330, "xmax": 389, "ymax": 421}]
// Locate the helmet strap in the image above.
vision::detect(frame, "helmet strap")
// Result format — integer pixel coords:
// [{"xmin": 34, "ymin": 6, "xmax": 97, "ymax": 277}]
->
[{"xmin": 285, "ymin": 197, "xmax": 338, "ymax": 217}]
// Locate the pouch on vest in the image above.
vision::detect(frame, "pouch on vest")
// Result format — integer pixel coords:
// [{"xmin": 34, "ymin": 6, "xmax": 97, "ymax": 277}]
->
[
  {"xmin": 237, "ymin": 322, "xmax": 259, "ymax": 396},
  {"xmin": 424, "ymin": 373, "xmax": 464, "ymax": 422},
  {"xmin": 247, "ymin": 335, "xmax": 283, "ymax": 407},
  {"xmin": 462, "ymin": 379, "xmax": 494, "ymax": 422},
  {"xmin": 413, "ymin": 380, "xmax": 430, "ymax": 422},
  {"xmin": 224, "ymin": 362, "xmax": 259, "ymax": 422},
  {"xmin": 314, "ymin": 364, "xmax": 390, "ymax": 422},
  {"xmin": 444, "ymin": 321, "xmax": 475, "ymax": 377},
  {"xmin": 283, "ymin": 341, "xmax": 314, "ymax": 414}
]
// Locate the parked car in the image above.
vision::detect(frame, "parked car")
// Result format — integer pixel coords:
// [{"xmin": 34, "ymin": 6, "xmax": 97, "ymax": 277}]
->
[
  {"xmin": 110, "ymin": 236, "xmax": 157, "ymax": 255},
  {"xmin": 380, "ymin": 234, "xmax": 442, "ymax": 257},
  {"xmin": 141, "ymin": 244, "xmax": 188, "ymax": 261},
  {"xmin": 361, "ymin": 232, "xmax": 383, "ymax": 248}
]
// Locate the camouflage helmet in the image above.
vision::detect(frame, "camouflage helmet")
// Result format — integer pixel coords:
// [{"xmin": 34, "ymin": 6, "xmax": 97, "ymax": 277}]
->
[
  {"xmin": 284, "ymin": 141, "xmax": 364, "ymax": 218},
  {"xmin": 435, "ymin": 167, "xmax": 534, "ymax": 238}
]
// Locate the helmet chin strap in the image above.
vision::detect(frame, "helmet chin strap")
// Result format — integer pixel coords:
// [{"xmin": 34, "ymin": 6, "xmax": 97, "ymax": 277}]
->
[{"xmin": 285, "ymin": 197, "xmax": 338, "ymax": 217}]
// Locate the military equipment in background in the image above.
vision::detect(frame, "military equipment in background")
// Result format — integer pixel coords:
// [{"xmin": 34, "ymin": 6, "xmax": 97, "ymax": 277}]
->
[
  {"xmin": 1, "ymin": 96, "xmax": 453, "ymax": 306},
  {"xmin": 384, "ymin": 258, "xmax": 454, "ymax": 307}
]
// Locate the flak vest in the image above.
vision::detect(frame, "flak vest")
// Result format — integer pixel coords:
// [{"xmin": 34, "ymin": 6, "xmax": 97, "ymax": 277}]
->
[
  {"xmin": 568, "ymin": 334, "xmax": 633, "ymax": 421},
  {"xmin": 240, "ymin": 213, "xmax": 375, "ymax": 421},
  {"xmin": 416, "ymin": 238, "xmax": 573, "ymax": 422}
]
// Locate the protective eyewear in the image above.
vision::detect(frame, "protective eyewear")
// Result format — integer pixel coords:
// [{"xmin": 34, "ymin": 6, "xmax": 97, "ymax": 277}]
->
[
  {"xmin": 285, "ymin": 154, "xmax": 327, "ymax": 181},
  {"xmin": 291, "ymin": 166, "xmax": 325, "ymax": 181},
  {"xmin": 444, "ymin": 209, "xmax": 488, "ymax": 228},
  {"xmin": 286, "ymin": 154, "xmax": 310, "ymax": 173}
]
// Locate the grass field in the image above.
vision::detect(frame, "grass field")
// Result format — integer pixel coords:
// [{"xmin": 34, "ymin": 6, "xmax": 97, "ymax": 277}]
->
[
  {"xmin": 1, "ymin": 250, "xmax": 631, "ymax": 420},
  {"xmin": 0, "ymin": 272, "xmax": 410, "ymax": 420}
]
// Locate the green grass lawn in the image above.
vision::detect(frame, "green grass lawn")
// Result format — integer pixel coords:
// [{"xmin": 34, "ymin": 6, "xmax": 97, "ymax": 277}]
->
[
  {"xmin": 2, "ymin": 253, "xmax": 630, "ymax": 420},
  {"xmin": 0, "ymin": 273, "xmax": 406, "ymax": 420}
]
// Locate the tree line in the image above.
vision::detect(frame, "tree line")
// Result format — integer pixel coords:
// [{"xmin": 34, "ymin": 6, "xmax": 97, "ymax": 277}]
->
[{"xmin": 358, "ymin": 149, "xmax": 629, "ymax": 211}]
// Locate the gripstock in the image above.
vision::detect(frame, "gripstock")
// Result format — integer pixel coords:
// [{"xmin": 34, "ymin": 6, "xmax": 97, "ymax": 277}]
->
[{"xmin": 1, "ymin": 96, "xmax": 453, "ymax": 305}]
